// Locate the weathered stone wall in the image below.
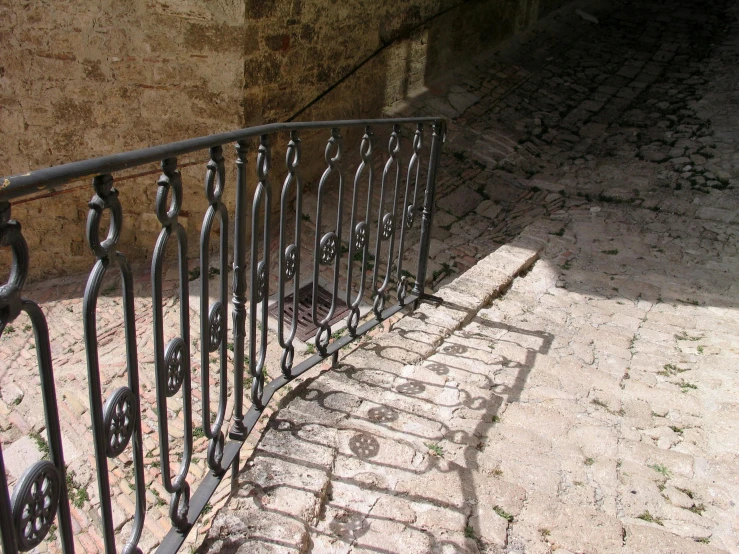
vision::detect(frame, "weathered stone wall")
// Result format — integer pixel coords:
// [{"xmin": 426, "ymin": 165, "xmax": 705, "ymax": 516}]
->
[{"xmin": 0, "ymin": 0, "xmax": 570, "ymax": 280}]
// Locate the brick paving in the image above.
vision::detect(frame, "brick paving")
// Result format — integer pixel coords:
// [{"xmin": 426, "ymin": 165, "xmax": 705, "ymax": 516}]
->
[{"xmin": 4, "ymin": 0, "xmax": 739, "ymax": 552}]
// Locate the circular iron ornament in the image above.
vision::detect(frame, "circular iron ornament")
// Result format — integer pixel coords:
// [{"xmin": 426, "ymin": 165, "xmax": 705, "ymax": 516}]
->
[
  {"xmin": 405, "ymin": 204, "xmax": 415, "ymax": 229},
  {"xmin": 164, "ymin": 337, "xmax": 186, "ymax": 397},
  {"xmin": 381, "ymin": 213, "xmax": 394, "ymax": 240},
  {"xmin": 169, "ymin": 481, "xmax": 190, "ymax": 530},
  {"xmin": 11, "ymin": 460, "xmax": 61, "ymax": 551},
  {"xmin": 284, "ymin": 244, "xmax": 297, "ymax": 281},
  {"xmin": 207, "ymin": 432, "xmax": 225, "ymax": 470},
  {"xmin": 102, "ymin": 386, "xmax": 136, "ymax": 458},
  {"xmin": 319, "ymin": 232, "xmax": 338, "ymax": 265},
  {"xmin": 255, "ymin": 261, "xmax": 266, "ymax": 303},
  {"xmin": 354, "ymin": 222, "xmax": 367, "ymax": 250},
  {"xmin": 207, "ymin": 302, "xmax": 225, "ymax": 352}
]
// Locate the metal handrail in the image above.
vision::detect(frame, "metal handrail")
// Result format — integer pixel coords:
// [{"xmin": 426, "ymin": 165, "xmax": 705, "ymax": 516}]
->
[
  {"xmin": 0, "ymin": 118, "xmax": 441, "ymax": 200},
  {"xmin": 0, "ymin": 116, "xmax": 446, "ymax": 554}
]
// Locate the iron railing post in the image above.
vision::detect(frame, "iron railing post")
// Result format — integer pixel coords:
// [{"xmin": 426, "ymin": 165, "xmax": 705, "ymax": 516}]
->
[
  {"xmin": 229, "ymin": 140, "xmax": 249, "ymax": 441},
  {"xmin": 412, "ymin": 120, "xmax": 445, "ymax": 297}
]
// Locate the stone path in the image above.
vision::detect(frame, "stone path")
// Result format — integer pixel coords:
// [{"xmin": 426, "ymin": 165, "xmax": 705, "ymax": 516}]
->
[
  {"xmin": 4, "ymin": 0, "xmax": 739, "ymax": 551},
  {"xmin": 200, "ymin": 0, "xmax": 739, "ymax": 552}
]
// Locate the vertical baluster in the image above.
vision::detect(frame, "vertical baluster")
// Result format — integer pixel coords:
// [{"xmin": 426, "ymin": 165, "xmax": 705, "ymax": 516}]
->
[
  {"xmin": 151, "ymin": 158, "xmax": 192, "ymax": 530},
  {"xmin": 413, "ymin": 121, "xmax": 446, "ymax": 298},
  {"xmin": 372, "ymin": 124, "xmax": 402, "ymax": 317},
  {"xmin": 0, "ymin": 202, "xmax": 74, "ymax": 554},
  {"xmin": 249, "ymin": 135, "xmax": 271, "ymax": 409},
  {"xmin": 395, "ymin": 124, "xmax": 424, "ymax": 304},
  {"xmin": 312, "ymin": 128, "xmax": 344, "ymax": 354},
  {"xmin": 200, "ymin": 146, "xmax": 228, "ymax": 472},
  {"xmin": 345, "ymin": 127, "xmax": 374, "ymax": 335},
  {"xmin": 230, "ymin": 140, "xmax": 249, "ymax": 441},
  {"xmin": 278, "ymin": 132, "xmax": 302, "ymax": 377},
  {"xmin": 83, "ymin": 175, "xmax": 146, "ymax": 552}
]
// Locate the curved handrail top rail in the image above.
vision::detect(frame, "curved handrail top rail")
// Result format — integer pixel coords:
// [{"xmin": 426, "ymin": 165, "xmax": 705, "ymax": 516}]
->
[{"xmin": 0, "ymin": 117, "xmax": 444, "ymax": 201}]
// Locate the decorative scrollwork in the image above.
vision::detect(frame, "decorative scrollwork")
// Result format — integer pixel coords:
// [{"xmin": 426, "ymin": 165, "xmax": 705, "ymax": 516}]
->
[
  {"xmin": 11, "ymin": 460, "xmax": 61, "ymax": 551},
  {"xmin": 319, "ymin": 232, "xmax": 338, "ymax": 265},
  {"xmin": 373, "ymin": 293, "xmax": 386, "ymax": 314},
  {"xmin": 324, "ymin": 128, "xmax": 342, "ymax": 166},
  {"xmin": 103, "ymin": 386, "xmax": 136, "ymax": 458},
  {"xmin": 284, "ymin": 244, "xmax": 297, "ymax": 281},
  {"xmin": 207, "ymin": 302, "xmax": 225, "ymax": 352},
  {"xmin": 280, "ymin": 344, "xmax": 294, "ymax": 376},
  {"xmin": 86, "ymin": 174, "xmax": 122, "ymax": 260},
  {"xmin": 315, "ymin": 325, "xmax": 331, "ymax": 353},
  {"xmin": 354, "ymin": 222, "xmax": 367, "ymax": 250},
  {"xmin": 347, "ymin": 307, "xmax": 360, "ymax": 335},
  {"xmin": 405, "ymin": 204, "xmax": 415, "ymax": 229},
  {"xmin": 0, "ymin": 202, "xmax": 28, "ymax": 329},
  {"xmin": 207, "ymin": 431, "xmax": 225, "ymax": 470},
  {"xmin": 164, "ymin": 337, "xmax": 186, "ymax": 397},
  {"xmin": 205, "ymin": 145, "xmax": 225, "ymax": 204},
  {"xmin": 255, "ymin": 261, "xmax": 266, "ymax": 302},
  {"xmin": 381, "ymin": 213, "xmax": 395, "ymax": 240},
  {"xmin": 169, "ymin": 481, "xmax": 190, "ymax": 530},
  {"xmin": 398, "ymin": 276, "xmax": 409, "ymax": 304},
  {"xmin": 156, "ymin": 158, "xmax": 183, "ymax": 227}
]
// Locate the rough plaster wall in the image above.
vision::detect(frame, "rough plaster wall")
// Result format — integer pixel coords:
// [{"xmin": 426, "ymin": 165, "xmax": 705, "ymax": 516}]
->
[{"xmin": 0, "ymin": 0, "xmax": 571, "ymax": 280}]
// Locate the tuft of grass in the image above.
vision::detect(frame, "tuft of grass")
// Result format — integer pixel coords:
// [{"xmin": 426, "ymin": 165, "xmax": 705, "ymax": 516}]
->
[
  {"xmin": 679, "ymin": 380, "xmax": 697, "ymax": 393},
  {"xmin": 306, "ymin": 343, "xmax": 316, "ymax": 355},
  {"xmin": 464, "ymin": 525, "xmax": 475, "ymax": 539},
  {"xmin": 540, "ymin": 528, "xmax": 551, "ymax": 538},
  {"xmin": 301, "ymin": 213, "xmax": 311, "ymax": 222},
  {"xmin": 584, "ymin": 457, "xmax": 595, "ymax": 466},
  {"xmin": 688, "ymin": 503, "xmax": 706, "ymax": 515},
  {"xmin": 30, "ymin": 431, "xmax": 50, "ymax": 459},
  {"xmin": 561, "ymin": 260, "xmax": 572, "ymax": 271},
  {"xmin": 66, "ymin": 470, "xmax": 89, "ymax": 508},
  {"xmin": 659, "ymin": 363, "xmax": 688, "ymax": 376},
  {"xmin": 676, "ymin": 487, "xmax": 694, "ymax": 499},
  {"xmin": 492, "ymin": 468, "xmax": 503, "ymax": 477},
  {"xmin": 4, "ymin": 325, "xmax": 15, "ymax": 334},
  {"xmin": 426, "ymin": 443, "xmax": 444, "ymax": 457},
  {"xmin": 675, "ymin": 331, "xmax": 702, "ymax": 341},
  {"xmin": 188, "ymin": 267, "xmax": 201, "ymax": 281},
  {"xmin": 493, "ymin": 506, "xmax": 514, "ymax": 522},
  {"xmin": 193, "ymin": 427, "xmax": 206, "ymax": 439},
  {"xmin": 695, "ymin": 537, "xmax": 711, "ymax": 544},
  {"xmin": 601, "ymin": 249, "xmax": 619, "ymax": 255},
  {"xmin": 648, "ymin": 463, "xmax": 670, "ymax": 477},
  {"xmin": 669, "ymin": 425, "xmax": 684, "ymax": 435},
  {"xmin": 637, "ymin": 510, "xmax": 663, "ymax": 525}
]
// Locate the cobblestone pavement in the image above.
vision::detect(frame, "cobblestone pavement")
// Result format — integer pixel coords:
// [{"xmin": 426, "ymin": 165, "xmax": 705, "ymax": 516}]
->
[
  {"xmin": 4, "ymin": 0, "xmax": 739, "ymax": 551},
  {"xmin": 200, "ymin": 0, "xmax": 739, "ymax": 553}
]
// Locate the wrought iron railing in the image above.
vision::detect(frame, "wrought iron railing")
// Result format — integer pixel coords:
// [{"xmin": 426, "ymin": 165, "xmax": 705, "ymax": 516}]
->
[{"xmin": 0, "ymin": 117, "xmax": 445, "ymax": 553}]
